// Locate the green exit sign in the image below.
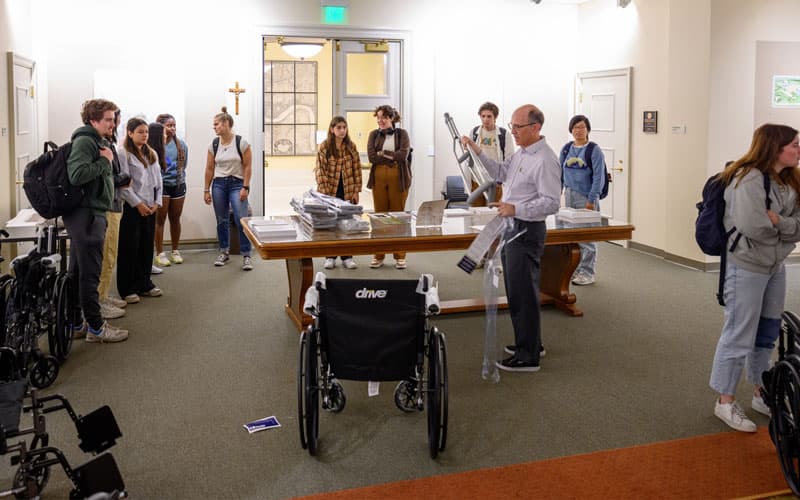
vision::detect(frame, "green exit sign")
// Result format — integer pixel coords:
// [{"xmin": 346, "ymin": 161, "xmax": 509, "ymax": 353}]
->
[{"xmin": 323, "ymin": 6, "xmax": 346, "ymax": 24}]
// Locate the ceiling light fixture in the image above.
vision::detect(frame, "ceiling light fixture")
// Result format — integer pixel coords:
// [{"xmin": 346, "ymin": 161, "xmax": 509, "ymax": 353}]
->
[
  {"xmin": 278, "ymin": 37, "xmax": 324, "ymax": 59},
  {"xmin": 617, "ymin": 0, "xmax": 632, "ymax": 7}
]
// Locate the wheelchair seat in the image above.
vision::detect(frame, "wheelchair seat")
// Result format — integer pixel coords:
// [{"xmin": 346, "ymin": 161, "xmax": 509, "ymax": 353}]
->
[{"xmin": 298, "ymin": 273, "xmax": 448, "ymax": 458}]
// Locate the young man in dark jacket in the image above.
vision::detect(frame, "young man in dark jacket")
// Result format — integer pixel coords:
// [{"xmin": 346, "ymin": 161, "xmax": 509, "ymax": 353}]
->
[{"xmin": 65, "ymin": 98, "xmax": 128, "ymax": 342}]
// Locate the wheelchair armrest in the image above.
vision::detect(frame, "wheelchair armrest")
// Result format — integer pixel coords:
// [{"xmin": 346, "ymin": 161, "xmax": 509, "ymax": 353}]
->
[{"xmin": 303, "ymin": 286, "xmax": 320, "ymax": 317}]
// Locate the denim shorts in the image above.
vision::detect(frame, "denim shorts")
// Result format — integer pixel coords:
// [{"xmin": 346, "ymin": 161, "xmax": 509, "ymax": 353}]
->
[{"xmin": 163, "ymin": 183, "xmax": 187, "ymax": 199}]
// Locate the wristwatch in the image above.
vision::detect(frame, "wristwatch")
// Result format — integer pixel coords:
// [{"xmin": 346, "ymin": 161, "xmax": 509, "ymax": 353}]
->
[{"xmin": 242, "ymin": 186, "xmax": 250, "ymax": 191}]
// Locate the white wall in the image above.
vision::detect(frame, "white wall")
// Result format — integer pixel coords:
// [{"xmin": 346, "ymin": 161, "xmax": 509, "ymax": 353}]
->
[
  {"xmin": 30, "ymin": 0, "xmax": 580, "ymax": 242},
  {"xmin": 0, "ymin": 0, "xmax": 36, "ymax": 232}
]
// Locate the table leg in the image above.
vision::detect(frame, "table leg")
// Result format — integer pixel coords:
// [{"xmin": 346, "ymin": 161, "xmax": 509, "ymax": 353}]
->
[
  {"xmin": 539, "ymin": 243, "xmax": 582, "ymax": 316},
  {"xmin": 285, "ymin": 257, "xmax": 314, "ymax": 331},
  {"xmin": 439, "ymin": 243, "xmax": 582, "ymax": 317}
]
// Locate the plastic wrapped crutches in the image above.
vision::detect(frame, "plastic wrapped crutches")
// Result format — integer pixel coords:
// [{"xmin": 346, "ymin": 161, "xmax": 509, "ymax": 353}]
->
[
  {"xmin": 443, "ymin": 112, "xmax": 497, "ymax": 204},
  {"xmin": 481, "ymin": 219, "xmax": 527, "ymax": 383}
]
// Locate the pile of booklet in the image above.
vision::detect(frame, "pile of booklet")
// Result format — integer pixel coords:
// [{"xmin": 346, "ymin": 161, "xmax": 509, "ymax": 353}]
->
[
  {"xmin": 557, "ymin": 207, "xmax": 602, "ymax": 222},
  {"xmin": 291, "ymin": 189, "xmax": 364, "ymax": 230}
]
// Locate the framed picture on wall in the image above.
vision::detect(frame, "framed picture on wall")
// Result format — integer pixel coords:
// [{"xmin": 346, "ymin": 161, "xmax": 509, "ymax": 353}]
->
[
  {"xmin": 772, "ymin": 75, "xmax": 800, "ymax": 107},
  {"xmin": 264, "ymin": 60, "xmax": 318, "ymax": 155}
]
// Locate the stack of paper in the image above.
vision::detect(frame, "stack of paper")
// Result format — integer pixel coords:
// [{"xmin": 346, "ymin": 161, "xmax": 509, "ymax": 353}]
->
[
  {"xmin": 249, "ymin": 218, "xmax": 297, "ymax": 239},
  {"xmin": 557, "ymin": 208, "xmax": 602, "ymax": 222}
]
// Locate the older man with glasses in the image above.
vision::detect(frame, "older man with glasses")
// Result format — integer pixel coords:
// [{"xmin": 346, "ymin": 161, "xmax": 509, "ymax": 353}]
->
[{"xmin": 462, "ymin": 104, "xmax": 561, "ymax": 372}]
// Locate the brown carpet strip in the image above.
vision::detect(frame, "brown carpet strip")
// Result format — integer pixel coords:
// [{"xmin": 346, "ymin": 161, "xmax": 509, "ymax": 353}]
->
[{"xmin": 297, "ymin": 427, "xmax": 789, "ymax": 499}]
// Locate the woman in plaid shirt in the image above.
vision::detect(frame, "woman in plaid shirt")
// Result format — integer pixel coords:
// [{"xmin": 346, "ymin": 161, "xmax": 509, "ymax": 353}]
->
[{"xmin": 315, "ymin": 116, "xmax": 363, "ymax": 270}]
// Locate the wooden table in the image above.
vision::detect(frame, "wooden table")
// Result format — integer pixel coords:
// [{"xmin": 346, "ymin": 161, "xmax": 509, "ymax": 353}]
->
[{"xmin": 243, "ymin": 213, "xmax": 634, "ymax": 331}]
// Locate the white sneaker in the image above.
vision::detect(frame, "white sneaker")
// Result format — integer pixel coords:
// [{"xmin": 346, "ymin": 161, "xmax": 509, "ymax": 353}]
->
[
  {"xmin": 169, "ymin": 250, "xmax": 183, "ymax": 264},
  {"xmin": 214, "ymin": 252, "xmax": 230, "ymax": 267},
  {"xmin": 242, "ymin": 256, "xmax": 254, "ymax": 271},
  {"xmin": 124, "ymin": 294, "xmax": 141, "ymax": 304},
  {"xmin": 100, "ymin": 301, "xmax": 125, "ymax": 319},
  {"xmin": 105, "ymin": 296, "xmax": 127, "ymax": 309},
  {"xmin": 752, "ymin": 394, "xmax": 771, "ymax": 417},
  {"xmin": 154, "ymin": 252, "xmax": 171, "ymax": 267},
  {"xmin": 86, "ymin": 321, "xmax": 129, "ymax": 343},
  {"xmin": 342, "ymin": 258, "xmax": 358, "ymax": 270},
  {"xmin": 714, "ymin": 399, "xmax": 757, "ymax": 432},
  {"xmin": 572, "ymin": 272, "xmax": 595, "ymax": 286},
  {"xmin": 323, "ymin": 258, "xmax": 336, "ymax": 269},
  {"xmin": 151, "ymin": 265, "xmax": 163, "ymax": 275}
]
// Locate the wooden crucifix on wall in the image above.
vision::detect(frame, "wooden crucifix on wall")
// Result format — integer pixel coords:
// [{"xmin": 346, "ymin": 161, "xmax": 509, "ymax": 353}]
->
[{"xmin": 228, "ymin": 81, "xmax": 246, "ymax": 115}]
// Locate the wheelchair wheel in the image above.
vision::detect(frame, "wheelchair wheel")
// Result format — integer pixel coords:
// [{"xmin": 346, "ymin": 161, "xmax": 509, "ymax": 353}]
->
[
  {"xmin": 0, "ymin": 275, "xmax": 13, "ymax": 346},
  {"xmin": 297, "ymin": 328, "xmax": 320, "ymax": 455},
  {"xmin": 394, "ymin": 380, "xmax": 421, "ymax": 413},
  {"xmin": 12, "ymin": 456, "xmax": 51, "ymax": 499},
  {"xmin": 323, "ymin": 378, "xmax": 346, "ymax": 413},
  {"xmin": 770, "ymin": 358, "xmax": 800, "ymax": 496},
  {"xmin": 54, "ymin": 273, "xmax": 75, "ymax": 362},
  {"xmin": 426, "ymin": 328, "xmax": 448, "ymax": 459},
  {"xmin": 29, "ymin": 355, "xmax": 59, "ymax": 389},
  {"xmin": 783, "ymin": 311, "xmax": 800, "ymax": 355}
]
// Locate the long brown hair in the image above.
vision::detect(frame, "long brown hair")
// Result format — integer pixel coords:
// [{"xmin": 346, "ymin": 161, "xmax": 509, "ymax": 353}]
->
[
  {"xmin": 721, "ymin": 124, "xmax": 800, "ymax": 197},
  {"xmin": 156, "ymin": 113, "xmax": 186, "ymax": 169},
  {"xmin": 123, "ymin": 118, "xmax": 156, "ymax": 168},
  {"xmin": 324, "ymin": 116, "xmax": 358, "ymax": 160}
]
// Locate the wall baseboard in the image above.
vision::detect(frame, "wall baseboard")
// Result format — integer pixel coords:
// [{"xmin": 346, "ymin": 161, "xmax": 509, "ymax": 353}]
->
[{"xmin": 628, "ymin": 241, "xmax": 800, "ymax": 272}]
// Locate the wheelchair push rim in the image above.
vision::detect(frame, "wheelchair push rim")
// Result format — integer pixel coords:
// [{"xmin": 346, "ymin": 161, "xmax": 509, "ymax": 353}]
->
[{"xmin": 297, "ymin": 328, "xmax": 320, "ymax": 455}]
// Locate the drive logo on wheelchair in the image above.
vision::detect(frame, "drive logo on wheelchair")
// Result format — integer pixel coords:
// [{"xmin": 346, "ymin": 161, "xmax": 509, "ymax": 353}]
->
[{"xmin": 354, "ymin": 288, "xmax": 388, "ymax": 299}]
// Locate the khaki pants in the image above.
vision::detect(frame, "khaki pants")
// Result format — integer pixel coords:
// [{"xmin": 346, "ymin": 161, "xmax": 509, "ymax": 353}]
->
[
  {"xmin": 372, "ymin": 164, "xmax": 409, "ymax": 261},
  {"xmin": 97, "ymin": 210, "xmax": 122, "ymax": 301}
]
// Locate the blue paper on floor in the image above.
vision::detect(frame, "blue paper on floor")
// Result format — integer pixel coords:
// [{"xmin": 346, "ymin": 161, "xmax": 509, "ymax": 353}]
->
[{"xmin": 243, "ymin": 415, "xmax": 281, "ymax": 434}]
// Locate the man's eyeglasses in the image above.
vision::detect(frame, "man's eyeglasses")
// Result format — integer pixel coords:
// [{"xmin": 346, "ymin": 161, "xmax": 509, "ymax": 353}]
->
[{"xmin": 507, "ymin": 122, "xmax": 537, "ymax": 131}]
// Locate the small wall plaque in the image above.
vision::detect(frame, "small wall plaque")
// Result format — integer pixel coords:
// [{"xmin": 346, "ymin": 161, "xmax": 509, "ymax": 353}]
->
[{"xmin": 643, "ymin": 111, "xmax": 658, "ymax": 134}]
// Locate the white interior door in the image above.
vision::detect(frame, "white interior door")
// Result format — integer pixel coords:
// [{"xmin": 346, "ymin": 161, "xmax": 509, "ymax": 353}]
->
[
  {"xmin": 333, "ymin": 39, "xmax": 402, "ymax": 165},
  {"xmin": 8, "ymin": 52, "xmax": 38, "ymax": 215},
  {"xmin": 575, "ymin": 68, "xmax": 630, "ymax": 224}
]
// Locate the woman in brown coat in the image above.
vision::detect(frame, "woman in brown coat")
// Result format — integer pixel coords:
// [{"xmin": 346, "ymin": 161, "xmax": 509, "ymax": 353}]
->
[
  {"xmin": 315, "ymin": 116, "xmax": 362, "ymax": 269},
  {"xmin": 366, "ymin": 105, "xmax": 412, "ymax": 269}
]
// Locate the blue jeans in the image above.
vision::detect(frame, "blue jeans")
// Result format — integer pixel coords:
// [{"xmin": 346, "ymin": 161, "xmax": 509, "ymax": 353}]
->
[
  {"xmin": 564, "ymin": 188, "xmax": 598, "ymax": 277},
  {"xmin": 211, "ymin": 176, "xmax": 251, "ymax": 256},
  {"xmin": 709, "ymin": 260, "xmax": 785, "ymax": 395}
]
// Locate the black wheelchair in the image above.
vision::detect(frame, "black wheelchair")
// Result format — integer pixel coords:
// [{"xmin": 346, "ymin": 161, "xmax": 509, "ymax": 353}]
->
[
  {"xmin": 0, "ymin": 348, "xmax": 126, "ymax": 499},
  {"xmin": 3, "ymin": 225, "xmax": 75, "ymax": 388},
  {"xmin": 298, "ymin": 273, "xmax": 448, "ymax": 458},
  {"xmin": 761, "ymin": 310, "xmax": 800, "ymax": 496}
]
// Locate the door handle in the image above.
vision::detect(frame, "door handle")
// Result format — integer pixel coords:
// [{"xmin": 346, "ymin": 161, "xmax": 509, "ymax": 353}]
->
[{"xmin": 612, "ymin": 167, "xmax": 624, "ymax": 173}]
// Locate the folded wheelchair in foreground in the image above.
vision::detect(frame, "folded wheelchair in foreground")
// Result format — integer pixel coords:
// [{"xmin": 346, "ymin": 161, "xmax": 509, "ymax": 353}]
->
[
  {"xmin": 299, "ymin": 273, "xmax": 448, "ymax": 458},
  {"xmin": 0, "ymin": 348, "xmax": 126, "ymax": 499},
  {"xmin": 762, "ymin": 310, "xmax": 800, "ymax": 496}
]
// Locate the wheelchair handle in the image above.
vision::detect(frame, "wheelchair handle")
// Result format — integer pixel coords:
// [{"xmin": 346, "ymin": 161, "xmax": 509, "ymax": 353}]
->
[{"xmin": 41, "ymin": 253, "xmax": 61, "ymax": 268}]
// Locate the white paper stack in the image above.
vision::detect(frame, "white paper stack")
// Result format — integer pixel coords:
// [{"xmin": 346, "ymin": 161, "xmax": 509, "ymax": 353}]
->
[
  {"xmin": 557, "ymin": 207, "xmax": 602, "ymax": 222},
  {"xmin": 249, "ymin": 218, "xmax": 297, "ymax": 239}
]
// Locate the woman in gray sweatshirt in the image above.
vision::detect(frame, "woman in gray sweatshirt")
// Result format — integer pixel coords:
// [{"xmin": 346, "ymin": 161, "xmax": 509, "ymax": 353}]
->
[{"xmin": 710, "ymin": 124, "xmax": 800, "ymax": 432}]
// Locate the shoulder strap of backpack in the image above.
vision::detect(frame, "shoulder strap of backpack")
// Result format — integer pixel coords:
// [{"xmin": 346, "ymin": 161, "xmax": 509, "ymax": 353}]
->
[
  {"xmin": 212, "ymin": 137, "xmax": 220, "ymax": 156},
  {"xmin": 585, "ymin": 142, "xmax": 595, "ymax": 172},
  {"xmin": 235, "ymin": 135, "xmax": 243, "ymax": 160},
  {"xmin": 498, "ymin": 127, "xmax": 506, "ymax": 160},
  {"xmin": 471, "ymin": 126, "xmax": 479, "ymax": 143},
  {"xmin": 763, "ymin": 172, "xmax": 772, "ymax": 210},
  {"xmin": 559, "ymin": 141, "xmax": 572, "ymax": 164}
]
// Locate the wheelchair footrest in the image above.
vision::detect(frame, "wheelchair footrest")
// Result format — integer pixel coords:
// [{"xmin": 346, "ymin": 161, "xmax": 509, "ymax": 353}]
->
[
  {"xmin": 76, "ymin": 405, "xmax": 122, "ymax": 454},
  {"xmin": 71, "ymin": 452, "xmax": 125, "ymax": 497}
]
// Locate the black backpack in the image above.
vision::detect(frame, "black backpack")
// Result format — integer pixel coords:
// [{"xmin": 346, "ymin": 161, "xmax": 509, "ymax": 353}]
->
[
  {"xmin": 212, "ymin": 135, "xmax": 242, "ymax": 160},
  {"xmin": 559, "ymin": 141, "xmax": 611, "ymax": 199},
  {"xmin": 471, "ymin": 126, "xmax": 507, "ymax": 160},
  {"xmin": 22, "ymin": 133, "xmax": 96, "ymax": 219},
  {"xmin": 695, "ymin": 168, "xmax": 771, "ymax": 306}
]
